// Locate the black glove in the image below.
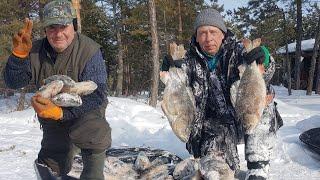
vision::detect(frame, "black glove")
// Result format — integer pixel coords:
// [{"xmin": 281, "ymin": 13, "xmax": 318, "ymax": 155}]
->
[
  {"xmin": 244, "ymin": 46, "xmax": 265, "ymax": 65},
  {"xmin": 161, "ymin": 54, "xmax": 184, "ymax": 71}
]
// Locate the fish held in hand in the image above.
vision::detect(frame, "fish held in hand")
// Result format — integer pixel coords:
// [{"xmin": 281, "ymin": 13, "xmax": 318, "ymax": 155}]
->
[
  {"xmin": 235, "ymin": 38, "xmax": 266, "ymax": 133},
  {"xmin": 161, "ymin": 67, "xmax": 196, "ymax": 142},
  {"xmin": 43, "ymin": 75, "xmax": 76, "ymax": 88},
  {"xmin": 38, "ymin": 80, "xmax": 64, "ymax": 98},
  {"xmin": 61, "ymin": 81, "xmax": 98, "ymax": 96},
  {"xmin": 52, "ymin": 93, "xmax": 82, "ymax": 107},
  {"xmin": 38, "ymin": 75, "xmax": 97, "ymax": 107}
]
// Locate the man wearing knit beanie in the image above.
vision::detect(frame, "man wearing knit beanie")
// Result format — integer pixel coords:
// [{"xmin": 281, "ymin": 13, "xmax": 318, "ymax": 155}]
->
[
  {"xmin": 193, "ymin": 8, "xmax": 227, "ymax": 56},
  {"xmin": 161, "ymin": 8, "xmax": 282, "ymax": 180},
  {"xmin": 193, "ymin": 8, "xmax": 227, "ymax": 34}
]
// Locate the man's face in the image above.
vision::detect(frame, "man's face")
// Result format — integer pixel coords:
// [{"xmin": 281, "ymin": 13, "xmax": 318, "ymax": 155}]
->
[
  {"xmin": 45, "ymin": 24, "xmax": 75, "ymax": 53},
  {"xmin": 196, "ymin": 26, "xmax": 225, "ymax": 55}
]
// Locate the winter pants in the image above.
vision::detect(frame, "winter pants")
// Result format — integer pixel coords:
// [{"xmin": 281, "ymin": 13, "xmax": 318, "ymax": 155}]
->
[
  {"xmin": 199, "ymin": 152, "xmax": 235, "ymax": 180},
  {"xmin": 198, "ymin": 122, "xmax": 240, "ymax": 180},
  {"xmin": 244, "ymin": 107, "xmax": 277, "ymax": 180},
  {"xmin": 37, "ymin": 121, "xmax": 107, "ymax": 180}
]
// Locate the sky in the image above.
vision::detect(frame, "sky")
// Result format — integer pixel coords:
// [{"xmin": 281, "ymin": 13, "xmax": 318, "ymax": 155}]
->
[
  {"xmin": 219, "ymin": 0, "xmax": 248, "ymax": 11},
  {"xmin": 205, "ymin": 0, "xmax": 249, "ymax": 11},
  {"xmin": 0, "ymin": 86, "xmax": 320, "ymax": 179}
]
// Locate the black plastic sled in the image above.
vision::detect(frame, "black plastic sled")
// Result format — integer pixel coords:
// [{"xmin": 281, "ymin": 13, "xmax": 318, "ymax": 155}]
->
[
  {"xmin": 299, "ymin": 127, "xmax": 320, "ymax": 155},
  {"xmin": 34, "ymin": 147, "xmax": 182, "ymax": 179},
  {"xmin": 34, "ymin": 160, "xmax": 79, "ymax": 180},
  {"xmin": 106, "ymin": 147, "xmax": 182, "ymax": 165}
]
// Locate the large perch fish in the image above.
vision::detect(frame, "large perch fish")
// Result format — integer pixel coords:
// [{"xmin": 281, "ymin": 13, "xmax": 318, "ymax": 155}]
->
[
  {"xmin": 61, "ymin": 81, "xmax": 98, "ymax": 96},
  {"xmin": 52, "ymin": 93, "xmax": 82, "ymax": 107},
  {"xmin": 161, "ymin": 43, "xmax": 196, "ymax": 142},
  {"xmin": 37, "ymin": 75, "xmax": 98, "ymax": 107},
  {"xmin": 43, "ymin": 75, "xmax": 76, "ymax": 88},
  {"xmin": 235, "ymin": 38, "xmax": 266, "ymax": 133},
  {"xmin": 38, "ymin": 80, "xmax": 64, "ymax": 98}
]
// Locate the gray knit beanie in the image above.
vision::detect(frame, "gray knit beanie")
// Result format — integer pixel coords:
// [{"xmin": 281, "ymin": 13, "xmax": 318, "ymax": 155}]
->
[{"xmin": 193, "ymin": 9, "xmax": 227, "ymax": 33}]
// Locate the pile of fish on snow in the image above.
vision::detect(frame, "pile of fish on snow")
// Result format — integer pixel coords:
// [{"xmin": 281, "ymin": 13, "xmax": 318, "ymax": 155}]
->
[{"xmin": 68, "ymin": 147, "xmax": 201, "ymax": 180}]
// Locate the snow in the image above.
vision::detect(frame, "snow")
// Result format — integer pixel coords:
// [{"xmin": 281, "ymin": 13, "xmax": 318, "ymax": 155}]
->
[
  {"xmin": 276, "ymin": 39, "xmax": 315, "ymax": 54},
  {"xmin": 0, "ymin": 86, "xmax": 320, "ymax": 179}
]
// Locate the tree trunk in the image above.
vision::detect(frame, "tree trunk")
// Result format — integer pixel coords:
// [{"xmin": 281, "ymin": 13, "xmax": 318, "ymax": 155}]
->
[
  {"xmin": 39, "ymin": 1, "xmax": 46, "ymax": 38},
  {"xmin": 113, "ymin": 0, "xmax": 124, "ymax": 97},
  {"xmin": 294, "ymin": 0, "xmax": 302, "ymax": 90},
  {"xmin": 316, "ymin": 55, "xmax": 320, "ymax": 94},
  {"xmin": 16, "ymin": 88, "xmax": 25, "ymax": 111},
  {"xmin": 148, "ymin": 0, "xmax": 160, "ymax": 107},
  {"xmin": 71, "ymin": 0, "xmax": 82, "ymax": 33},
  {"xmin": 124, "ymin": 63, "xmax": 130, "ymax": 96},
  {"xmin": 177, "ymin": 0, "xmax": 183, "ymax": 41},
  {"xmin": 282, "ymin": 10, "xmax": 292, "ymax": 95},
  {"xmin": 163, "ymin": 10, "xmax": 169, "ymax": 52},
  {"xmin": 128, "ymin": 64, "xmax": 131, "ymax": 95},
  {"xmin": 115, "ymin": 31, "xmax": 124, "ymax": 96},
  {"xmin": 306, "ymin": 15, "xmax": 320, "ymax": 95}
]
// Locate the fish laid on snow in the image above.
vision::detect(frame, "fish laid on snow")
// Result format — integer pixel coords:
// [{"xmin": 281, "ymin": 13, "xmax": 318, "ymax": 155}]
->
[
  {"xmin": 235, "ymin": 38, "xmax": 266, "ymax": 133},
  {"xmin": 134, "ymin": 151, "xmax": 151, "ymax": 172},
  {"xmin": 161, "ymin": 43, "xmax": 196, "ymax": 143}
]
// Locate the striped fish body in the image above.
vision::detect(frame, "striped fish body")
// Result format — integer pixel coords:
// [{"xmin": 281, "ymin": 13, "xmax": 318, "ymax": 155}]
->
[{"xmin": 52, "ymin": 93, "xmax": 82, "ymax": 107}]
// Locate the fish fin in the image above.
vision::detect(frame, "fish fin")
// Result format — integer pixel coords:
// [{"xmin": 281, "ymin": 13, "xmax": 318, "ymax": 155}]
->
[
  {"xmin": 170, "ymin": 42, "xmax": 186, "ymax": 60},
  {"xmin": 169, "ymin": 42, "xmax": 178, "ymax": 59},
  {"xmin": 252, "ymin": 38, "xmax": 261, "ymax": 48},
  {"xmin": 242, "ymin": 38, "xmax": 252, "ymax": 52}
]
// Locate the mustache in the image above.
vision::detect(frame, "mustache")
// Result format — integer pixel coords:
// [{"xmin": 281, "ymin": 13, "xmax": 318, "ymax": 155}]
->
[{"xmin": 52, "ymin": 38, "xmax": 65, "ymax": 41}]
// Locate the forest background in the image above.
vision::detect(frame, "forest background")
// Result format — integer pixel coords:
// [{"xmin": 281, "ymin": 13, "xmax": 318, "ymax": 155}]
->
[{"xmin": 0, "ymin": 0, "xmax": 319, "ymax": 108}]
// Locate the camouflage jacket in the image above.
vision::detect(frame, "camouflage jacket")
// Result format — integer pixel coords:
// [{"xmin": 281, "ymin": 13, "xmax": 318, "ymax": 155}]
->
[{"xmin": 182, "ymin": 30, "xmax": 245, "ymax": 157}]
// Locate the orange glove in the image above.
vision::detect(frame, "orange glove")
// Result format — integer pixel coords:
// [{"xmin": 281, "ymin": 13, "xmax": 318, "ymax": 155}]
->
[
  {"xmin": 31, "ymin": 95, "xmax": 63, "ymax": 121},
  {"xmin": 12, "ymin": 18, "xmax": 33, "ymax": 58}
]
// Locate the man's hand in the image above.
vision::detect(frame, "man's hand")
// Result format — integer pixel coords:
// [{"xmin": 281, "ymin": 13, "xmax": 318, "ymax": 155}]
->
[
  {"xmin": 31, "ymin": 95, "xmax": 63, "ymax": 121},
  {"xmin": 160, "ymin": 42, "xmax": 186, "ymax": 78},
  {"xmin": 244, "ymin": 46, "xmax": 265, "ymax": 65},
  {"xmin": 12, "ymin": 18, "xmax": 33, "ymax": 58},
  {"xmin": 161, "ymin": 42, "xmax": 186, "ymax": 71}
]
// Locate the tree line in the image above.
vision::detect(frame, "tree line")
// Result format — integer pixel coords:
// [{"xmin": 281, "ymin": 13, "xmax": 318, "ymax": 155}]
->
[{"xmin": 0, "ymin": 0, "xmax": 319, "ymax": 107}]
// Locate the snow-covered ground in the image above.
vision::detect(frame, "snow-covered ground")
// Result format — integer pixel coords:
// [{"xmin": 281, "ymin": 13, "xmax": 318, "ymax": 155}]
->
[{"xmin": 0, "ymin": 86, "xmax": 319, "ymax": 179}]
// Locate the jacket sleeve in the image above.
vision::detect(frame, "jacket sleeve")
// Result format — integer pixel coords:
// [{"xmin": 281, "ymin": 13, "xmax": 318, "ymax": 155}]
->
[
  {"xmin": 181, "ymin": 52, "xmax": 194, "ymax": 87},
  {"xmin": 161, "ymin": 54, "xmax": 185, "ymax": 71},
  {"xmin": 4, "ymin": 55, "xmax": 32, "ymax": 89},
  {"xmin": 62, "ymin": 49, "xmax": 108, "ymax": 121},
  {"xmin": 264, "ymin": 56, "xmax": 276, "ymax": 84}
]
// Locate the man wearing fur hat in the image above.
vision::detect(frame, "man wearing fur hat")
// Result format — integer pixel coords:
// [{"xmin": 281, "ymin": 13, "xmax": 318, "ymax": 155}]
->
[{"xmin": 161, "ymin": 9, "xmax": 282, "ymax": 179}]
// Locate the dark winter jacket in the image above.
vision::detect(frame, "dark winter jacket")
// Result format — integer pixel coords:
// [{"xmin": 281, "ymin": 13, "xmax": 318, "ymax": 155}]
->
[
  {"xmin": 4, "ymin": 33, "xmax": 111, "ymax": 150},
  {"xmin": 267, "ymin": 85, "xmax": 283, "ymax": 132},
  {"xmin": 182, "ymin": 31, "xmax": 243, "ymax": 149}
]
